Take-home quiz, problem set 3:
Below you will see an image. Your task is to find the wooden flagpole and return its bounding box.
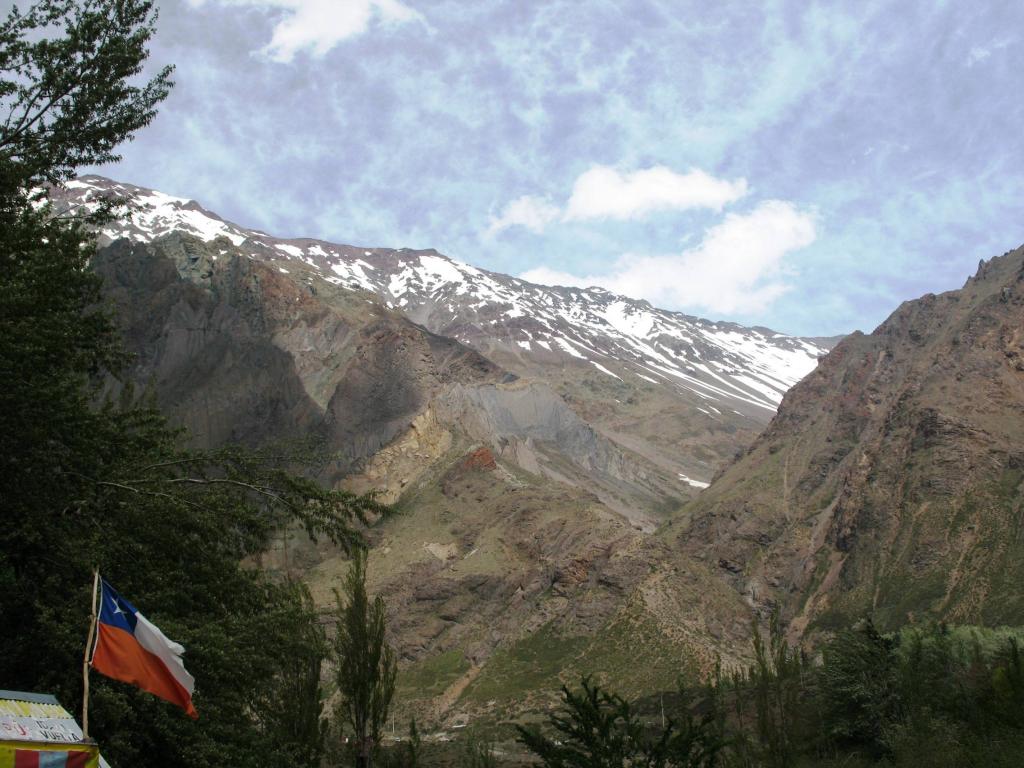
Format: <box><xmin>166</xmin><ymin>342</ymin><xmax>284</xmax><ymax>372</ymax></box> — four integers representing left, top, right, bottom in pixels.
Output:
<box><xmin>82</xmin><ymin>568</ymin><xmax>100</xmax><ymax>740</ymax></box>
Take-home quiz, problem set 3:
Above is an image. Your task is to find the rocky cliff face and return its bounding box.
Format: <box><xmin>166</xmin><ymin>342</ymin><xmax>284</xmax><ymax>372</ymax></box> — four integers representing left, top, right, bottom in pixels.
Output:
<box><xmin>55</xmin><ymin>175</ymin><xmax>833</xmax><ymax>498</ymax></box>
<box><xmin>671</xmin><ymin>245</ymin><xmax>1024</xmax><ymax>639</ymax></box>
<box><xmin>93</xmin><ymin>235</ymin><xmax>504</xmax><ymax>474</ymax></box>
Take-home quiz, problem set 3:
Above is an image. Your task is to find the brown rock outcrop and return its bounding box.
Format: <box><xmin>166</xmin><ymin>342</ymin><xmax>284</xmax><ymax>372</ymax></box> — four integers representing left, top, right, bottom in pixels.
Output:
<box><xmin>673</xmin><ymin>244</ymin><xmax>1024</xmax><ymax>639</ymax></box>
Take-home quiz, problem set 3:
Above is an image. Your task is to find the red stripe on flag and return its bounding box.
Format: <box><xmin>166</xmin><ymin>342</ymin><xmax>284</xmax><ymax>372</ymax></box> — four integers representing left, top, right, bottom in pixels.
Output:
<box><xmin>65</xmin><ymin>751</ymin><xmax>91</xmax><ymax>768</ymax></box>
<box><xmin>92</xmin><ymin>623</ymin><xmax>197</xmax><ymax>718</ymax></box>
<box><xmin>13</xmin><ymin>750</ymin><xmax>40</xmax><ymax>768</ymax></box>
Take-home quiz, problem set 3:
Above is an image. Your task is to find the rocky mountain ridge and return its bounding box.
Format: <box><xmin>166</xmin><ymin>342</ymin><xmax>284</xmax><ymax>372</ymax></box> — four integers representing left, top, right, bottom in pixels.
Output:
<box><xmin>55</xmin><ymin>174</ymin><xmax>1024</xmax><ymax>728</ymax></box>
<box><xmin>54</xmin><ymin>172</ymin><xmax>836</xmax><ymax>725</ymax></box>
<box><xmin>84</xmin><ymin>225</ymin><xmax>736</xmax><ymax>726</ymax></box>
<box><xmin>54</xmin><ymin>175</ymin><xmax>833</xmax><ymax>493</ymax></box>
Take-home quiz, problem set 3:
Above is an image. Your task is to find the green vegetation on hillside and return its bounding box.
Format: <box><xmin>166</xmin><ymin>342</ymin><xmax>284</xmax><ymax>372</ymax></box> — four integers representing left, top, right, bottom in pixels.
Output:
<box><xmin>398</xmin><ymin>650</ymin><xmax>471</xmax><ymax>701</ymax></box>
<box><xmin>514</xmin><ymin>620</ymin><xmax>1024</xmax><ymax>768</ymax></box>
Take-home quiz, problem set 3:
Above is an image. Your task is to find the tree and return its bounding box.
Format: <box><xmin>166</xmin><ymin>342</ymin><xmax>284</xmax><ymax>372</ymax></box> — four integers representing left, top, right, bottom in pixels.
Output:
<box><xmin>0</xmin><ymin>0</ymin><xmax>171</xmax><ymax>550</ymax></box>
<box><xmin>0</xmin><ymin>1</ymin><xmax>172</xmax><ymax>714</ymax></box>
<box><xmin>333</xmin><ymin>549</ymin><xmax>398</xmax><ymax>768</ymax></box>
<box><xmin>518</xmin><ymin>679</ymin><xmax>646</xmax><ymax>768</ymax></box>
<box><xmin>0</xmin><ymin>0</ymin><xmax>173</xmax><ymax>201</ymax></box>
<box><xmin>255</xmin><ymin>580</ymin><xmax>330</xmax><ymax>767</ymax></box>
<box><xmin>517</xmin><ymin>677</ymin><xmax>723</xmax><ymax>768</ymax></box>
<box><xmin>0</xmin><ymin>3</ymin><xmax>386</xmax><ymax>766</ymax></box>
<box><xmin>746</xmin><ymin>612</ymin><xmax>806</xmax><ymax>768</ymax></box>
<box><xmin>820</xmin><ymin>618</ymin><xmax>901</xmax><ymax>757</ymax></box>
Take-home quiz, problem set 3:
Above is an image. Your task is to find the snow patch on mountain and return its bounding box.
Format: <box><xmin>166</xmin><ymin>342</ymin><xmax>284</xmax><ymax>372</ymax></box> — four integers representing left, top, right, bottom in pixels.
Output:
<box><xmin>54</xmin><ymin>176</ymin><xmax>829</xmax><ymax>415</ymax></box>
<box><xmin>679</xmin><ymin>474</ymin><xmax>710</xmax><ymax>489</ymax></box>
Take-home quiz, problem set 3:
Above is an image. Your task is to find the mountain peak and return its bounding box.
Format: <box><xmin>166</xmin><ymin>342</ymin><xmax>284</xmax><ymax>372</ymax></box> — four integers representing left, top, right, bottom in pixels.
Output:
<box><xmin>52</xmin><ymin>176</ymin><xmax>832</xmax><ymax>424</ymax></box>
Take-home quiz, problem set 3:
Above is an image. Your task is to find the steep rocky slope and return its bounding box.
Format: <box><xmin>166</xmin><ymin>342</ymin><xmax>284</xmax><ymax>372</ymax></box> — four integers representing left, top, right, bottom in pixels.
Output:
<box><xmin>93</xmin><ymin>235</ymin><xmax>504</xmax><ymax>473</ymax></box>
<box><xmin>55</xmin><ymin>175</ymin><xmax>832</xmax><ymax>496</ymax></box>
<box><xmin>670</xmin><ymin>245</ymin><xmax>1024</xmax><ymax>639</ymax></box>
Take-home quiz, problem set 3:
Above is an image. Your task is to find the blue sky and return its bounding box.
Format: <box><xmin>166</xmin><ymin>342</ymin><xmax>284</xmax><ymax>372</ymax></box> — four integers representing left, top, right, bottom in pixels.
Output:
<box><xmin>77</xmin><ymin>0</ymin><xmax>1024</xmax><ymax>335</ymax></box>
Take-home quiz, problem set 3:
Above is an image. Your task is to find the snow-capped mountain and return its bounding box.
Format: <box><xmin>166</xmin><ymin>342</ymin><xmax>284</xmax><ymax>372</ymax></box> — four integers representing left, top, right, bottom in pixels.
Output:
<box><xmin>55</xmin><ymin>176</ymin><xmax>829</xmax><ymax>423</ymax></box>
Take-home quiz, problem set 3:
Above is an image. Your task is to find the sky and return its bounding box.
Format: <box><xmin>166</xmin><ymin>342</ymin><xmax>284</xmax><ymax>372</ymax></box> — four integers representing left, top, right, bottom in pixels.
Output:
<box><xmin>53</xmin><ymin>0</ymin><xmax>1024</xmax><ymax>335</ymax></box>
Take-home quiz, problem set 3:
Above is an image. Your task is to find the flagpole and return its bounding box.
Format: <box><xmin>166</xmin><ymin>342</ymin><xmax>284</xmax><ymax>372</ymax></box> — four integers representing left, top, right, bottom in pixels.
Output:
<box><xmin>82</xmin><ymin>568</ymin><xmax>100</xmax><ymax>739</ymax></box>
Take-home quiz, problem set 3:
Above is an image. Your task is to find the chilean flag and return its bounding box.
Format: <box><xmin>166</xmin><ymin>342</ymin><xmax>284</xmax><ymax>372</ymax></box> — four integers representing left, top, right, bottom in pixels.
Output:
<box><xmin>90</xmin><ymin>580</ymin><xmax>197</xmax><ymax>719</ymax></box>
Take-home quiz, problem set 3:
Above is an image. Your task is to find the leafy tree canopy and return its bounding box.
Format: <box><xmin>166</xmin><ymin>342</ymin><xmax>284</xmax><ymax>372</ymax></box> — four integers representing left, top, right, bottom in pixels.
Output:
<box><xmin>0</xmin><ymin>3</ymin><xmax>385</xmax><ymax>766</ymax></box>
<box><xmin>0</xmin><ymin>0</ymin><xmax>173</xmax><ymax>202</ymax></box>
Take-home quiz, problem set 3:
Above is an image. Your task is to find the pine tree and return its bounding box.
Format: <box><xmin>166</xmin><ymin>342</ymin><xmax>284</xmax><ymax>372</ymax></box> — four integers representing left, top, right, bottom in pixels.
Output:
<box><xmin>333</xmin><ymin>549</ymin><xmax>398</xmax><ymax>768</ymax></box>
<box><xmin>517</xmin><ymin>677</ymin><xmax>722</xmax><ymax>768</ymax></box>
<box><xmin>820</xmin><ymin>618</ymin><xmax>901</xmax><ymax>757</ymax></box>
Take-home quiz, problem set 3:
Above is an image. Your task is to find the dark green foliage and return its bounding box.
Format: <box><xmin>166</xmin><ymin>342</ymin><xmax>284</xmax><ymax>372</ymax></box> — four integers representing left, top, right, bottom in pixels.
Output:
<box><xmin>517</xmin><ymin>677</ymin><xmax>724</xmax><ymax>768</ymax></box>
<box><xmin>0</xmin><ymin>386</ymin><xmax>378</xmax><ymax>766</ymax></box>
<box><xmin>333</xmin><ymin>549</ymin><xmax>398</xmax><ymax>768</ymax></box>
<box><xmin>710</xmin><ymin>621</ymin><xmax>1024</xmax><ymax>767</ymax></box>
<box><xmin>717</xmin><ymin>613</ymin><xmax>815</xmax><ymax>768</ymax></box>
<box><xmin>0</xmin><ymin>338</ymin><xmax>380</xmax><ymax>767</ymax></box>
<box><xmin>989</xmin><ymin>637</ymin><xmax>1024</xmax><ymax>727</ymax></box>
<box><xmin>0</xmin><ymin>237</ymin><xmax>382</xmax><ymax>766</ymax></box>
<box><xmin>0</xmin><ymin>3</ymin><xmax>386</xmax><ymax>766</ymax></box>
<box><xmin>520</xmin><ymin>621</ymin><xmax>1024</xmax><ymax>768</ymax></box>
<box><xmin>746</xmin><ymin>614</ymin><xmax>809</xmax><ymax>767</ymax></box>
<box><xmin>254</xmin><ymin>581</ymin><xmax>330</xmax><ymax>767</ymax></box>
<box><xmin>820</xmin><ymin>619</ymin><xmax>900</xmax><ymax>756</ymax></box>
<box><xmin>517</xmin><ymin>679</ymin><xmax>646</xmax><ymax>767</ymax></box>
<box><xmin>0</xmin><ymin>0</ymin><xmax>173</xmax><ymax>196</ymax></box>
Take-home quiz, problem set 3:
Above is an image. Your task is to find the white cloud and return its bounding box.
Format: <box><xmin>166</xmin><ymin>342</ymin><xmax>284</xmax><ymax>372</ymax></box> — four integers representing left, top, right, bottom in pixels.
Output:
<box><xmin>563</xmin><ymin>165</ymin><xmax>748</xmax><ymax>221</ymax></box>
<box><xmin>187</xmin><ymin>0</ymin><xmax>422</xmax><ymax>62</ymax></box>
<box><xmin>487</xmin><ymin>165</ymin><xmax>748</xmax><ymax>236</ymax></box>
<box><xmin>484</xmin><ymin>195</ymin><xmax>561</xmax><ymax>238</ymax></box>
<box><xmin>520</xmin><ymin>200</ymin><xmax>817</xmax><ymax>316</ymax></box>
<box><xmin>966</xmin><ymin>38</ymin><xmax>1013</xmax><ymax>68</ymax></box>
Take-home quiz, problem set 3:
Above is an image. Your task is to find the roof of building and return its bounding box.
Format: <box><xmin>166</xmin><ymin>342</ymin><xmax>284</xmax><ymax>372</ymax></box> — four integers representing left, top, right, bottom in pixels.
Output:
<box><xmin>0</xmin><ymin>689</ymin><xmax>86</xmax><ymax>744</ymax></box>
<box><xmin>0</xmin><ymin>691</ymin><xmax>60</xmax><ymax>707</ymax></box>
